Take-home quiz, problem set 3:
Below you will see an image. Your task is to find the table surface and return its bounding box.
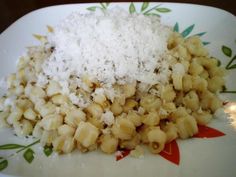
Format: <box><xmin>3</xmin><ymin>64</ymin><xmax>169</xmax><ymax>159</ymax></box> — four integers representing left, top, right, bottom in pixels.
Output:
<box><xmin>0</xmin><ymin>0</ymin><xmax>235</xmax><ymax>33</ymax></box>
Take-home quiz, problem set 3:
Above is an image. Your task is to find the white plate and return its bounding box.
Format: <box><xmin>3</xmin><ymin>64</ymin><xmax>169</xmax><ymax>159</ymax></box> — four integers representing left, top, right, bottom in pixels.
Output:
<box><xmin>0</xmin><ymin>2</ymin><xmax>236</xmax><ymax>177</ymax></box>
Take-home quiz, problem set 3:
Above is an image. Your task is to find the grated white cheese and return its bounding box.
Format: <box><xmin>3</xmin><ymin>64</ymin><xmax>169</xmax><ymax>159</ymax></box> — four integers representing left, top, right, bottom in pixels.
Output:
<box><xmin>37</xmin><ymin>8</ymin><xmax>171</xmax><ymax>96</ymax></box>
<box><xmin>137</xmin><ymin>107</ymin><xmax>145</xmax><ymax>115</ymax></box>
<box><xmin>101</xmin><ymin>110</ymin><xmax>115</xmax><ymax>126</ymax></box>
<box><xmin>68</xmin><ymin>93</ymin><xmax>90</xmax><ymax>108</ymax></box>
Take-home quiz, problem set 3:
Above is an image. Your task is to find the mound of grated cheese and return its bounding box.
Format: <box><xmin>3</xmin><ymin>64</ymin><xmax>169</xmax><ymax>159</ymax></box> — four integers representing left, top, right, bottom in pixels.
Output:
<box><xmin>37</xmin><ymin>8</ymin><xmax>171</xmax><ymax>101</ymax></box>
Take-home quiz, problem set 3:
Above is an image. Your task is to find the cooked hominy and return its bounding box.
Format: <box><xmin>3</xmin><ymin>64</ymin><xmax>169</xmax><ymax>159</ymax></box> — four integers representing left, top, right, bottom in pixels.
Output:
<box><xmin>0</xmin><ymin>8</ymin><xmax>225</xmax><ymax>155</ymax></box>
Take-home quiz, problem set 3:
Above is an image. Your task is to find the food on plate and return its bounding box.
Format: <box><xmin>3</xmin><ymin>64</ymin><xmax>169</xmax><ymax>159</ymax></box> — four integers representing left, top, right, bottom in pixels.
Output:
<box><xmin>0</xmin><ymin>8</ymin><xmax>225</xmax><ymax>155</ymax></box>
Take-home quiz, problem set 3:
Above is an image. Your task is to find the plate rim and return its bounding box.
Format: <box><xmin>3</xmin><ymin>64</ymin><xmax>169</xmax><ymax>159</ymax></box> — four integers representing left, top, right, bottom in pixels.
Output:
<box><xmin>0</xmin><ymin>2</ymin><xmax>235</xmax><ymax>37</ymax></box>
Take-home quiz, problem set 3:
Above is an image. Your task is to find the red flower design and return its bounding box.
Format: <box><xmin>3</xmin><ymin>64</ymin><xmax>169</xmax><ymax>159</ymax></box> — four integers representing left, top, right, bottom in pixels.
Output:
<box><xmin>159</xmin><ymin>140</ymin><xmax>180</xmax><ymax>165</ymax></box>
<box><xmin>193</xmin><ymin>125</ymin><xmax>225</xmax><ymax>138</ymax></box>
<box><xmin>115</xmin><ymin>125</ymin><xmax>225</xmax><ymax>164</ymax></box>
<box><xmin>116</xmin><ymin>149</ymin><xmax>131</xmax><ymax>161</ymax></box>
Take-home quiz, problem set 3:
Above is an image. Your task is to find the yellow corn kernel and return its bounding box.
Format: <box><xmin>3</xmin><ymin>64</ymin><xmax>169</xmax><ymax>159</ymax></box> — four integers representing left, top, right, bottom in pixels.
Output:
<box><xmin>92</xmin><ymin>89</ymin><xmax>107</xmax><ymax>106</ymax></box>
<box><xmin>46</xmin><ymin>81</ymin><xmax>61</xmax><ymax>97</ymax></box>
<box><xmin>186</xmin><ymin>36</ymin><xmax>208</xmax><ymax>57</ymax></box>
<box><xmin>32</xmin><ymin>122</ymin><xmax>43</xmax><ymax>138</ymax></box>
<box><xmin>200</xmin><ymin>91</ymin><xmax>222</xmax><ymax>112</ymax></box>
<box><xmin>172</xmin><ymin>74</ymin><xmax>183</xmax><ymax>90</ymax></box>
<box><xmin>162</xmin><ymin>102</ymin><xmax>176</xmax><ymax>114</ymax></box>
<box><xmin>127</xmin><ymin>110</ymin><xmax>142</xmax><ymax>127</ymax></box>
<box><xmin>123</xmin><ymin>99</ymin><xmax>138</xmax><ymax>113</ymax></box>
<box><xmin>51</xmin><ymin>94</ymin><xmax>69</xmax><ymax>105</ymax></box>
<box><xmin>53</xmin><ymin>136</ymin><xmax>75</xmax><ymax>154</ymax></box>
<box><xmin>182</xmin><ymin>74</ymin><xmax>192</xmax><ymax>92</ymax></box>
<box><xmin>100</xmin><ymin>134</ymin><xmax>118</xmax><ymax>154</ymax></box>
<box><xmin>40</xmin><ymin>130</ymin><xmax>58</xmax><ymax>146</ymax></box>
<box><xmin>21</xmin><ymin>119</ymin><xmax>33</xmax><ymax>136</ymax></box>
<box><xmin>81</xmin><ymin>74</ymin><xmax>94</xmax><ymax>88</ymax></box>
<box><xmin>12</xmin><ymin>119</ymin><xmax>33</xmax><ymax>137</ymax></box>
<box><xmin>16</xmin><ymin>69</ymin><xmax>26</xmax><ymax>83</ymax></box>
<box><xmin>111</xmin><ymin>118</ymin><xmax>135</xmax><ymax>140</ymax></box>
<box><xmin>16</xmin><ymin>98</ymin><xmax>33</xmax><ymax>111</ymax></box>
<box><xmin>167</xmin><ymin>32</ymin><xmax>184</xmax><ymax>49</ymax></box>
<box><xmin>170</xmin><ymin>106</ymin><xmax>189</xmax><ymax>121</ymax></box>
<box><xmin>209</xmin><ymin>96</ymin><xmax>222</xmax><ymax>113</ymax></box>
<box><xmin>171</xmin><ymin>44</ymin><xmax>191</xmax><ymax>60</ymax></box>
<box><xmin>110</xmin><ymin>99</ymin><xmax>123</xmax><ymax>116</ymax></box>
<box><xmin>147</xmin><ymin>127</ymin><xmax>166</xmax><ymax>154</ymax></box>
<box><xmin>86</xmin><ymin>103</ymin><xmax>103</xmax><ymax>119</ymax></box>
<box><xmin>52</xmin><ymin>136</ymin><xmax>64</xmax><ymax>152</ymax></box>
<box><xmin>122</xmin><ymin>81</ymin><xmax>136</xmax><ymax>98</ymax></box>
<box><xmin>162</xmin><ymin>122</ymin><xmax>178</xmax><ymax>143</ymax></box>
<box><xmin>17</xmin><ymin>57</ymin><xmax>28</xmax><ymax>70</ymax></box>
<box><xmin>7</xmin><ymin>73</ymin><xmax>16</xmax><ymax>88</ymax></box>
<box><xmin>199</xmin><ymin>70</ymin><xmax>209</xmax><ymax>79</ymax></box>
<box><xmin>207</xmin><ymin>76</ymin><xmax>225</xmax><ymax>93</ymax></box>
<box><xmin>0</xmin><ymin>111</ymin><xmax>10</xmax><ymax>128</ymax></box>
<box><xmin>38</xmin><ymin>102</ymin><xmax>57</xmax><ymax>117</ymax></box>
<box><xmin>189</xmin><ymin>62</ymin><xmax>204</xmax><ymax>76</ymax></box>
<box><xmin>180</xmin><ymin>59</ymin><xmax>190</xmax><ymax>71</ymax></box>
<box><xmin>64</xmin><ymin>108</ymin><xmax>86</xmax><ymax>127</ymax></box>
<box><xmin>58</xmin><ymin>124</ymin><xmax>76</xmax><ymax>136</ymax></box>
<box><xmin>192</xmin><ymin>76</ymin><xmax>208</xmax><ymax>91</ymax></box>
<box><xmin>7</xmin><ymin>106</ymin><xmax>23</xmax><ymax>125</ymax></box>
<box><xmin>140</xmin><ymin>94</ymin><xmax>161</xmax><ymax>112</ymax></box>
<box><xmin>139</xmin><ymin>126</ymin><xmax>152</xmax><ymax>144</ymax></box>
<box><xmin>130</xmin><ymin>145</ymin><xmax>144</xmax><ymax>158</ymax></box>
<box><xmin>183</xmin><ymin>91</ymin><xmax>200</xmax><ymax>111</ymax></box>
<box><xmin>30</xmin><ymin>86</ymin><xmax>46</xmax><ymax>98</ymax></box>
<box><xmin>24</xmin><ymin>108</ymin><xmax>37</xmax><ymax>120</ymax></box>
<box><xmin>87</xmin><ymin>116</ymin><xmax>104</xmax><ymax>129</ymax></box>
<box><xmin>62</xmin><ymin>136</ymin><xmax>75</xmax><ymax>153</ymax></box>
<box><xmin>176</xmin><ymin>115</ymin><xmax>198</xmax><ymax>139</ymax></box>
<box><xmin>160</xmin><ymin>85</ymin><xmax>176</xmax><ymax>102</ymax></box>
<box><xmin>40</xmin><ymin>114</ymin><xmax>63</xmax><ymax>130</ymax></box>
<box><xmin>120</xmin><ymin>133</ymin><xmax>141</xmax><ymax>150</ymax></box>
<box><xmin>208</xmin><ymin>67</ymin><xmax>225</xmax><ymax>78</ymax></box>
<box><xmin>74</xmin><ymin>122</ymin><xmax>99</xmax><ymax>148</ymax></box>
<box><xmin>142</xmin><ymin>111</ymin><xmax>160</xmax><ymax>126</ymax></box>
<box><xmin>192</xmin><ymin>111</ymin><xmax>212</xmax><ymax>125</ymax></box>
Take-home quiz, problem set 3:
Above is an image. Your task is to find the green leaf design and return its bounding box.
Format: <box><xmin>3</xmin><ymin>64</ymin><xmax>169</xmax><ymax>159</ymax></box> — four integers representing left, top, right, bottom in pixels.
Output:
<box><xmin>129</xmin><ymin>2</ymin><xmax>136</xmax><ymax>14</ymax></box>
<box><xmin>181</xmin><ymin>24</ymin><xmax>195</xmax><ymax>38</ymax></box>
<box><xmin>156</xmin><ymin>8</ymin><xmax>171</xmax><ymax>13</ymax></box>
<box><xmin>173</xmin><ymin>23</ymin><xmax>179</xmax><ymax>32</ymax></box>
<box><xmin>146</xmin><ymin>13</ymin><xmax>160</xmax><ymax>17</ymax></box>
<box><xmin>222</xmin><ymin>45</ymin><xmax>232</xmax><ymax>57</ymax></box>
<box><xmin>226</xmin><ymin>55</ymin><xmax>236</xmax><ymax>69</ymax></box>
<box><xmin>221</xmin><ymin>90</ymin><xmax>236</xmax><ymax>93</ymax></box>
<box><xmin>23</xmin><ymin>148</ymin><xmax>34</xmax><ymax>163</ymax></box>
<box><xmin>0</xmin><ymin>158</ymin><xmax>8</xmax><ymax>171</ymax></box>
<box><xmin>195</xmin><ymin>32</ymin><xmax>206</xmax><ymax>37</ymax></box>
<box><xmin>86</xmin><ymin>6</ymin><xmax>97</xmax><ymax>12</ymax></box>
<box><xmin>100</xmin><ymin>3</ymin><xmax>106</xmax><ymax>10</ymax></box>
<box><xmin>0</xmin><ymin>144</ymin><xmax>25</xmax><ymax>150</ymax></box>
<box><xmin>105</xmin><ymin>3</ymin><xmax>110</xmax><ymax>7</ymax></box>
<box><xmin>141</xmin><ymin>2</ymin><xmax>149</xmax><ymax>12</ymax></box>
<box><xmin>222</xmin><ymin>85</ymin><xmax>227</xmax><ymax>91</ymax></box>
<box><xmin>202</xmin><ymin>41</ymin><xmax>210</xmax><ymax>45</ymax></box>
<box><xmin>229</xmin><ymin>64</ymin><xmax>236</xmax><ymax>69</ymax></box>
<box><xmin>44</xmin><ymin>146</ymin><xmax>53</xmax><ymax>157</ymax></box>
<box><xmin>217</xmin><ymin>59</ymin><xmax>221</xmax><ymax>66</ymax></box>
